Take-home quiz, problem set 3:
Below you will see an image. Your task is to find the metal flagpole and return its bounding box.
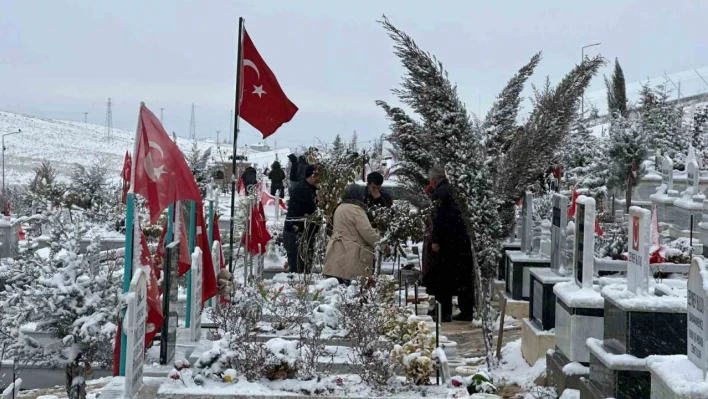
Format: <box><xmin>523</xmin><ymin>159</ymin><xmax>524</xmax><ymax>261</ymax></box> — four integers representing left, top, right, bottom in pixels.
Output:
<box><xmin>207</xmin><ymin>199</ymin><xmax>214</xmax><ymax>307</ymax></box>
<box><xmin>120</xmin><ymin>102</ymin><xmax>143</xmax><ymax>376</ymax></box>
<box><xmin>228</xmin><ymin>17</ymin><xmax>245</xmax><ymax>274</ymax></box>
<box><xmin>186</xmin><ymin>201</ymin><xmax>197</xmax><ymax>328</ymax></box>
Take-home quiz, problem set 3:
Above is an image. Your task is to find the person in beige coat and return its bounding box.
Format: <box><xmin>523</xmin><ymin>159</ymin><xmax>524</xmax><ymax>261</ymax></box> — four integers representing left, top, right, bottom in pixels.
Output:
<box><xmin>323</xmin><ymin>184</ymin><xmax>380</xmax><ymax>285</ymax></box>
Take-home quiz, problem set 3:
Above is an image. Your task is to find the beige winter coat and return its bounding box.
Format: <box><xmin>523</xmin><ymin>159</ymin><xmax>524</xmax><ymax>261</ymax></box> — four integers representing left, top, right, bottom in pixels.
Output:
<box><xmin>323</xmin><ymin>203</ymin><xmax>380</xmax><ymax>281</ymax></box>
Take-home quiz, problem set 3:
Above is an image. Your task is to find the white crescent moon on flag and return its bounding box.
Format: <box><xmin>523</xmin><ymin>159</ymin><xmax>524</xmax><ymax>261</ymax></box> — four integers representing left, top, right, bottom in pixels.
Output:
<box><xmin>244</xmin><ymin>59</ymin><xmax>260</xmax><ymax>80</ymax></box>
<box><xmin>148</xmin><ymin>141</ymin><xmax>164</xmax><ymax>157</ymax></box>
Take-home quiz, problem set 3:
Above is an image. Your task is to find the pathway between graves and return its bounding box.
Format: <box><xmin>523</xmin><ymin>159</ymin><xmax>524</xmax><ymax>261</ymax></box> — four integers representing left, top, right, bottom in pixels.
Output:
<box><xmin>441</xmin><ymin>320</ymin><xmax>522</xmax><ymax>359</ymax></box>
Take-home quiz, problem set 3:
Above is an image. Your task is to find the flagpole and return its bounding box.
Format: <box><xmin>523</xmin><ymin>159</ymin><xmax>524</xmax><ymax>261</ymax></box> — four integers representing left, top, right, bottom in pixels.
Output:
<box><xmin>207</xmin><ymin>198</ymin><xmax>214</xmax><ymax>307</ymax></box>
<box><xmin>120</xmin><ymin>102</ymin><xmax>143</xmax><ymax>376</ymax></box>
<box><xmin>186</xmin><ymin>201</ymin><xmax>197</xmax><ymax>328</ymax></box>
<box><xmin>229</xmin><ymin>17</ymin><xmax>245</xmax><ymax>275</ymax></box>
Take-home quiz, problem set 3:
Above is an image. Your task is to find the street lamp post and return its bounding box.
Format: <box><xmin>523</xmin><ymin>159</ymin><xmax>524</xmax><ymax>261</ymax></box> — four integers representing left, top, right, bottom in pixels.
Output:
<box><xmin>581</xmin><ymin>42</ymin><xmax>601</xmax><ymax>116</ymax></box>
<box><xmin>3</xmin><ymin>130</ymin><xmax>22</xmax><ymax>198</ymax></box>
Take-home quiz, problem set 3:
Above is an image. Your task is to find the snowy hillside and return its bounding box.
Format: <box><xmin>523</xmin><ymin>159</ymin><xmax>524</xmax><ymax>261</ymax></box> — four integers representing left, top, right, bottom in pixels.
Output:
<box><xmin>0</xmin><ymin>111</ymin><xmax>292</xmax><ymax>185</ymax></box>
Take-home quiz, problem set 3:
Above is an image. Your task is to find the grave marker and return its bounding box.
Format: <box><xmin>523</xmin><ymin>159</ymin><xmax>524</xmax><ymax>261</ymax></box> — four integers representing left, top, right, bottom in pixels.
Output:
<box><xmin>688</xmin><ymin>258</ymin><xmax>708</xmax><ymax>378</ymax></box>
<box><xmin>190</xmin><ymin>247</ymin><xmax>203</xmax><ymax>342</ymax></box>
<box><xmin>160</xmin><ymin>243</ymin><xmax>179</xmax><ymax>365</ymax></box>
<box><xmin>521</xmin><ymin>192</ymin><xmax>533</xmax><ymax>253</ymax></box>
<box><xmin>573</xmin><ymin>196</ymin><xmax>595</xmax><ymax>288</ymax></box>
<box><xmin>627</xmin><ymin>206</ymin><xmax>651</xmax><ymax>294</ymax></box>
<box><xmin>212</xmin><ymin>241</ymin><xmax>222</xmax><ymax>309</ymax></box>
<box><xmin>661</xmin><ymin>155</ymin><xmax>673</xmax><ymax>193</ymax></box>
<box><xmin>551</xmin><ymin>194</ymin><xmax>568</xmax><ymax>274</ymax></box>
<box><xmin>687</xmin><ymin>159</ymin><xmax>700</xmax><ymax>195</ymax></box>
<box><xmin>124</xmin><ymin>268</ymin><xmax>147</xmax><ymax>398</ymax></box>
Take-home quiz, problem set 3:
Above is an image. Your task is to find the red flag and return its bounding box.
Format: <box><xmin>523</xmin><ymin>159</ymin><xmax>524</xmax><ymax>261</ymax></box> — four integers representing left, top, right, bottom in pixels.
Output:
<box><xmin>241</xmin><ymin>202</ymin><xmax>272</xmax><ymax>255</ymax></box>
<box><xmin>112</xmin><ymin>314</ymin><xmax>121</xmax><ymax>376</ymax></box>
<box><xmin>238</xmin><ymin>177</ymin><xmax>245</xmax><ymax>196</ymax></box>
<box><xmin>18</xmin><ymin>224</ymin><xmax>25</xmax><ymax>241</ymax></box>
<box><xmin>196</xmin><ymin>206</ymin><xmax>218</xmax><ymax>304</ymax></box>
<box><xmin>631</xmin><ymin>161</ymin><xmax>638</xmax><ymax>179</ymax></box>
<box><xmin>260</xmin><ymin>190</ymin><xmax>287</xmax><ymax>210</ymax></box>
<box><xmin>239</xmin><ymin>29</ymin><xmax>298</xmax><ymax>138</ymax></box>
<box><xmin>594</xmin><ymin>220</ymin><xmax>604</xmax><ymax>237</ymax></box>
<box><xmin>568</xmin><ymin>190</ymin><xmax>580</xmax><ymax>218</ymax></box>
<box><xmin>121</xmin><ymin>152</ymin><xmax>132</xmax><ymax>204</ymax></box>
<box><xmin>133</xmin><ymin>104</ymin><xmax>201</xmax><ymax>223</ymax></box>
<box><xmin>177</xmin><ymin>215</ymin><xmax>192</xmax><ymax>276</ymax></box>
<box><xmin>138</xmin><ymin>225</ymin><xmax>164</xmax><ymax>349</ymax></box>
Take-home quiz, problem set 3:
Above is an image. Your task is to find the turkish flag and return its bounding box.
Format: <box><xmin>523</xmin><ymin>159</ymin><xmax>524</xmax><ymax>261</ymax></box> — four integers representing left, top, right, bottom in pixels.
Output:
<box><xmin>138</xmin><ymin>225</ymin><xmax>164</xmax><ymax>350</ymax></box>
<box><xmin>239</xmin><ymin>29</ymin><xmax>298</xmax><ymax>138</ymax></box>
<box><xmin>133</xmin><ymin>104</ymin><xmax>201</xmax><ymax>223</ymax></box>
<box><xmin>196</xmin><ymin>206</ymin><xmax>218</xmax><ymax>304</ymax></box>
<box><xmin>241</xmin><ymin>202</ymin><xmax>272</xmax><ymax>255</ymax></box>
<box><xmin>155</xmin><ymin>213</ymin><xmax>193</xmax><ymax>278</ymax></box>
<box><xmin>568</xmin><ymin>190</ymin><xmax>580</xmax><ymax>218</ymax></box>
<box><xmin>121</xmin><ymin>151</ymin><xmax>132</xmax><ymax>204</ymax></box>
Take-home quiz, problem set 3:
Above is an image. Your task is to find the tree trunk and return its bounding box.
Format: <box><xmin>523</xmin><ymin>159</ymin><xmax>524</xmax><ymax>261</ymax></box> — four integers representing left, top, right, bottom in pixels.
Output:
<box><xmin>626</xmin><ymin>182</ymin><xmax>632</xmax><ymax>214</ymax></box>
<box><xmin>65</xmin><ymin>360</ymin><xmax>86</xmax><ymax>399</ymax></box>
<box><xmin>468</xmin><ymin>230</ymin><xmax>498</xmax><ymax>369</ymax></box>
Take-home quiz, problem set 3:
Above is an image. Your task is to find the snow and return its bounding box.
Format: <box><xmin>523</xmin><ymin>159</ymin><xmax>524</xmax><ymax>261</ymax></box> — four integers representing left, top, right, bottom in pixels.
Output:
<box><xmin>553</xmin><ymin>281</ymin><xmax>604</xmax><ymax>309</ymax></box>
<box><xmin>587</xmin><ymin>338</ymin><xmax>684</xmax><ymax>371</ymax></box>
<box><xmin>647</xmin><ymin>355</ymin><xmax>708</xmax><ymax>396</ymax></box>
<box><xmin>485</xmin><ymin>339</ymin><xmax>545</xmax><ymax>389</ymax></box>
<box><xmin>601</xmin><ymin>283</ymin><xmax>687</xmax><ymax>313</ymax></box>
<box><xmin>562</xmin><ymin>362</ymin><xmax>589</xmax><ymax>376</ymax></box>
<box><xmin>559</xmin><ymin>389</ymin><xmax>580</xmax><ymax>399</ymax></box>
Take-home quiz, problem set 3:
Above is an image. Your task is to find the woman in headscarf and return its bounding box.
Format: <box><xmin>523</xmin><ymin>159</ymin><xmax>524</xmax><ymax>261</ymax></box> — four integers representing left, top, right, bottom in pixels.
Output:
<box><xmin>323</xmin><ymin>184</ymin><xmax>380</xmax><ymax>285</ymax></box>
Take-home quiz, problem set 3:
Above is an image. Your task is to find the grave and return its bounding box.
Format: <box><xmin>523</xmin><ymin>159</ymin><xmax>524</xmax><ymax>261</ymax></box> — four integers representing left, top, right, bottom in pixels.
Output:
<box><xmin>0</xmin><ymin>217</ymin><xmax>18</xmax><ymax>258</ymax></box>
<box><xmin>522</xmin><ymin>193</ymin><xmax>573</xmax><ymax>365</ymax></box>
<box><xmin>548</xmin><ymin>196</ymin><xmax>604</xmax><ymax>395</ymax></box>
<box><xmin>160</xmin><ymin>243</ymin><xmax>179</xmax><ymax>365</ymax></box>
<box><xmin>190</xmin><ymin>247</ymin><xmax>203</xmax><ymax>342</ymax></box>
<box><xmin>650</xmin><ymin>155</ymin><xmax>679</xmax><ymax>233</ymax></box>
<box><xmin>580</xmin><ymin>206</ymin><xmax>688</xmax><ymax>399</ymax></box>
<box><xmin>648</xmin><ymin>256</ymin><xmax>708</xmax><ymax>399</ymax></box>
<box><xmin>505</xmin><ymin>192</ymin><xmax>551</xmax><ymax>318</ymax></box>
<box><xmin>124</xmin><ymin>268</ymin><xmax>148</xmax><ymax>398</ymax></box>
<box><xmin>671</xmin><ymin>158</ymin><xmax>704</xmax><ymax>241</ymax></box>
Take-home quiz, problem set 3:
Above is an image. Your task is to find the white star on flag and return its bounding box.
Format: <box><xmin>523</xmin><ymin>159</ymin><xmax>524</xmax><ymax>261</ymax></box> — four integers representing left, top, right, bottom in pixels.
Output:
<box><xmin>252</xmin><ymin>85</ymin><xmax>266</xmax><ymax>98</ymax></box>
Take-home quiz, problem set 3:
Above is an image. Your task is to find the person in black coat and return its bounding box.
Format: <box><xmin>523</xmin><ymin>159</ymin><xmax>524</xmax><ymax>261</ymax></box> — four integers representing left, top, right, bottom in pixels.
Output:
<box><xmin>423</xmin><ymin>166</ymin><xmax>474</xmax><ymax>322</ymax></box>
<box><xmin>287</xmin><ymin>154</ymin><xmax>299</xmax><ymax>197</ymax></box>
<box><xmin>364</xmin><ymin>171</ymin><xmax>393</xmax><ymax>209</ymax></box>
<box><xmin>241</xmin><ymin>165</ymin><xmax>258</xmax><ymax>193</ymax></box>
<box><xmin>296</xmin><ymin>155</ymin><xmax>310</xmax><ymax>182</ymax></box>
<box><xmin>268</xmin><ymin>161</ymin><xmax>286</xmax><ymax>199</ymax></box>
<box><xmin>283</xmin><ymin>165</ymin><xmax>319</xmax><ymax>273</ymax></box>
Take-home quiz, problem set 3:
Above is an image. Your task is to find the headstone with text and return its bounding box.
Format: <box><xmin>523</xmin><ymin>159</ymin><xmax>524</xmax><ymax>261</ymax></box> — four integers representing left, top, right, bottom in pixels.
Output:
<box><xmin>687</xmin><ymin>159</ymin><xmax>700</xmax><ymax>197</ymax></box>
<box><xmin>661</xmin><ymin>155</ymin><xmax>674</xmax><ymax>193</ymax></box>
<box><xmin>211</xmin><ymin>241</ymin><xmax>222</xmax><ymax>309</ymax></box>
<box><xmin>688</xmin><ymin>258</ymin><xmax>708</xmax><ymax>378</ymax></box>
<box><xmin>521</xmin><ymin>192</ymin><xmax>533</xmax><ymax>253</ymax></box>
<box><xmin>627</xmin><ymin>206</ymin><xmax>651</xmax><ymax>294</ymax></box>
<box><xmin>573</xmin><ymin>196</ymin><xmax>595</xmax><ymax>288</ymax></box>
<box><xmin>551</xmin><ymin>194</ymin><xmax>568</xmax><ymax>274</ymax></box>
<box><xmin>160</xmin><ymin>242</ymin><xmax>179</xmax><ymax>365</ymax></box>
<box><xmin>124</xmin><ymin>268</ymin><xmax>147</xmax><ymax>398</ymax></box>
<box><xmin>190</xmin><ymin>247</ymin><xmax>203</xmax><ymax>342</ymax></box>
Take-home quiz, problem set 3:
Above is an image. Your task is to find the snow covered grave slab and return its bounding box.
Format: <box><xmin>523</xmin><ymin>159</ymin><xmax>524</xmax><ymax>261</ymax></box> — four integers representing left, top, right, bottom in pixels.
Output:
<box><xmin>125</xmin><ymin>267</ymin><xmax>148</xmax><ymax>398</ymax></box>
<box><xmin>573</xmin><ymin>196</ymin><xmax>595</xmax><ymax>288</ymax></box>
<box><xmin>190</xmin><ymin>247</ymin><xmax>203</xmax><ymax>342</ymax></box>
<box><xmin>553</xmin><ymin>281</ymin><xmax>604</xmax><ymax>365</ymax></box>
<box><xmin>628</xmin><ymin>206</ymin><xmax>651</xmax><ymax>294</ymax></box>
<box><xmin>648</xmin><ymin>355</ymin><xmax>708</xmax><ymax>399</ymax></box>
<box><xmin>687</xmin><ymin>257</ymin><xmax>708</xmax><ymax>376</ymax></box>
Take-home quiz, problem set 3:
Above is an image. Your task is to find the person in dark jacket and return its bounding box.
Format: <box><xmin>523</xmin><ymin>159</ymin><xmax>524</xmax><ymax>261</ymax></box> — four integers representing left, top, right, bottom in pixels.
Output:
<box><xmin>422</xmin><ymin>166</ymin><xmax>474</xmax><ymax>322</ymax></box>
<box><xmin>364</xmin><ymin>172</ymin><xmax>393</xmax><ymax>209</ymax></box>
<box><xmin>283</xmin><ymin>165</ymin><xmax>319</xmax><ymax>273</ymax></box>
<box><xmin>287</xmin><ymin>154</ymin><xmax>299</xmax><ymax>197</ymax></box>
<box><xmin>241</xmin><ymin>165</ymin><xmax>258</xmax><ymax>194</ymax></box>
<box><xmin>296</xmin><ymin>155</ymin><xmax>310</xmax><ymax>182</ymax></box>
<box><xmin>268</xmin><ymin>161</ymin><xmax>286</xmax><ymax>199</ymax></box>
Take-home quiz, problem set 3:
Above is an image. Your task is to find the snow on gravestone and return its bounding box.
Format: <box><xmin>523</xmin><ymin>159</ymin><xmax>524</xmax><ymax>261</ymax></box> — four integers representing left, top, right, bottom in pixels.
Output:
<box><xmin>688</xmin><ymin>258</ymin><xmax>708</xmax><ymax>378</ymax></box>
<box><xmin>124</xmin><ymin>268</ymin><xmax>147</xmax><ymax>398</ymax></box>
<box><xmin>687</xmin><ymin>159</ymin><xmax>700</xmax><ymax>197</ymax></box>
<box><xmin>211</xmin><ymin>241</ymin><xmax>222</xmax><ymax>309</ymax></box>
<box><xmin>661</xmin><ymin>155</ymin><xmax>674</xmax><ymax>193</ymax></box>
<box><xmin>573</xmin><ymin>196</ymin><xmax>595</xmax><ymax>288</ymax></box>
<box><xmin>628</xmin><ymin>206</ymin><xmax>651</xmax><ymax>294</ymax></box>
<box><xmin>551</xmin><ymin>193</ymin><xmax>568</xmax><ymax>275</ymax></box>
<box><xmin>521</xmin><ymin>192</ymin><xmax>533</xmax><ymax>253</ymax></box>
<box><xmin>190</xmin><ymin>247</ymin><xmax>203</xmax><ymax>342</ymax></box>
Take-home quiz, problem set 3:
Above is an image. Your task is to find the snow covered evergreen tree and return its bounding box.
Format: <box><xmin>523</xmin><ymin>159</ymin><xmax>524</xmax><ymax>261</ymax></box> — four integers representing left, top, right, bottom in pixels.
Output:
<box><xmin>606</xmin><ymin>115</ymin><xmax>647</xmax><ymax>212</ymax></box>
<box><xmin>690</xmin><ymin>104</ymin><xmax>708</xmax><ymax>166</ymax></box>
<box><xmin>28</xmin><ymin>160</ymin><xmax>66</xmax><ymax>209</ymax></box>
<box><xmin>332</xmin><ymin>134</ymin><xmax>345</xmax><ymax>154</ymax></box>
<box><xmin>561</xmin><ymin>114</ymin><xmax>608</xmax><ymax>198</ymax></box>
<box><xmin>349</xmin><ymin>131</ymin><xmax>358</xmax><ymax>152</ymax></box>
<box><xmin>605</xmin><ymin>58</ymin><xmax>628</xmax><ymax>118</ymax></box>
<box><xmin>639</xmin><ymin>83</ymin><xmax>686</xmax><ymax>168</ymax></box>
<box><xmin>186</xmin><ymin>142</ymin><xmax>213</xmax><ymax>198</ymax></box>
<box><xmin>0</xmin><ymin>210</ymin><xmax>121</xmax><ymax>398</ymax></box>
<box><xmin>66</xmin><ymin>161</ymin><xmax>109</xmax><ymax>211</ymax></box>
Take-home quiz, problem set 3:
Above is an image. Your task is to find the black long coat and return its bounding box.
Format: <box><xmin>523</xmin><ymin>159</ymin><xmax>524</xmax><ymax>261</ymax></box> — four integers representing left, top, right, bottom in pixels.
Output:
<box><xmin>423</xmin><ymin>179</ymin><xmax>473</xmax><ymax>295</ymax></box>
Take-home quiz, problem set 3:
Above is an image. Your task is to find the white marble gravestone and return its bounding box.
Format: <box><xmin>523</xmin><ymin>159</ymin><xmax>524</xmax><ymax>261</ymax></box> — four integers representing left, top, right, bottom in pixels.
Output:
<box><xmin>551</xmin><ymin>194</ymin><xmax>569</xmax><ymax>275</ymax></box>
<box><xmin>687</xmin><ymin>159</ymin><xmax>700</xmax><ymax>198</ymax></box>
<box><xmin>124</xmin><ymin>268</ymin><xmax>147</xmax><ymax>398</ymax></box>
<box><xmin>190</xmin><ymin>247</ymin><xmax>203</xmax><ymax>342</ymax></box>
<box><xmin>573</xmin><ymin>196</ymin><xmax>595</xmax><ymax>288</ymax></box>
<box><xmin>688</xmin><ymin>258</ymin><xmax>708</xmax><ymax>378</ymax></box>
<box><xmin>211</xmin><ymin>241</ymin><xmax>222</xmax><ymax>309</ymax></box>
<box><xmin>521</xmin><ymin>192</ymin><xmax>533</xmax><ymax>253</ymax></box>
<box><xmin>627</xmin><ymin>206</ymin><xmax>651</xmax><ymax>294</ymax></box>
<box><xmin>661</xmin><ymin>155</ymin><xmax>674</xmax><ymax>193</ymax></box>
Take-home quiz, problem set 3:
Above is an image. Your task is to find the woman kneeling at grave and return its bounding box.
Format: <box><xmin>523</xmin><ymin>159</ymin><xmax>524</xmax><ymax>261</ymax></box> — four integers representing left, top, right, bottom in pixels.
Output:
<box><xmin>323</xmin><ymin>184</ymin><xmax>381</xmax><ymax>285</ymax></box>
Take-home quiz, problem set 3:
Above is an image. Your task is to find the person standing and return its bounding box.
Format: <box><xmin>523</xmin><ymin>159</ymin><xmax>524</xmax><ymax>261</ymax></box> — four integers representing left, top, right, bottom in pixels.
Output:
<box><xmin>323</xmin><ymin>184</ymin><xmax>381</xmax><ymax>285</ymax></box>
<box><xmin>283</xmin><ymin>165</ymin><xmax>319</xmax><ymax>273</ymax></box>
<box><xmin>364</xmin><ymin>171</ymin><xmax>393</xmax><ymax>209</ymax></box>
<box><xmin>240</xmin><ymin>164</ymin><xmax>258</xmax><ymax>194</ymax></box>
<box><xmin>296</xmin><ymin>155</ymin><xmax>310</xmax><ymax>182</ymax></box>
<box><xmin>287</xmin><ymin>154</ymin><xmax>299</xmax><ymax>197</ymax></box>
<box><xmin>423</xmin><ymin>166</ymin><xmax>474</xmax><ymax>322</ymax></box>
<box><xmin>268</xmin><ymin>161</ymin><xmax>286</xmax><ymax>199</ymax></box>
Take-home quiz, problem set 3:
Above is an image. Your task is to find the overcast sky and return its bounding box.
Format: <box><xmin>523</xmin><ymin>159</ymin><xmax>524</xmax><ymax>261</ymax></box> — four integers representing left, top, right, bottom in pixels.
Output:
<box><xmin>1</xmin><ymin>0</ymin><xmax>707</xmax><ymax>150</ymax></box>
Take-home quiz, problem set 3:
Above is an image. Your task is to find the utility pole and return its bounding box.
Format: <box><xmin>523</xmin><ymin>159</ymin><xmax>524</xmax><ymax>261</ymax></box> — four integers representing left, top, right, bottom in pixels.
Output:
<box><xmin>84</xmin><ymin>112</ymin><xmax>88</xmax><ymax>124</ymax></box>
<box><xmin>229</xmin><ymin>110</ymin><xmax>233</xmax><ymax>143</ymax></box>
<box><xmin>105</xmin><ymin>97</ymin><xmax>113</xmax><ymax>141</ymax></box>
<box><xmin>189</xmin><ymin>103</ymin><xmax>196</xmax><ymax>139</ymax></box>
<box><xmin>216</xmin><ymin>130</ymin><xmax>220</xmax><ymax>144</ymax></box>
<box><xmin>580</xmin><ymin>42</ymin><xmax>601</xmax><ymax>117</ymax></box>
<box><xmin>160</xmin><ymin>108</ymin><xmax>164</xmax><ymax>123</ymax></box>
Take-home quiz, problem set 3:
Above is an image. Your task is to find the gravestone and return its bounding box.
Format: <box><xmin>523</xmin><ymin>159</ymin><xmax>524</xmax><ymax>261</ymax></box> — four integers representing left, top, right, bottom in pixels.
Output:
<box><xmin>688</xmin><ymin>258</ymin><xmax>708</xmax><ymax>378</ymax></box>
<box><xmin>573</xmin><ymin>196</ymin><xmax>595</xmax><ymax>288</ymax></box>
<box><xmin>160</xmin><ymin>242</ymin><xmax>179</xmax><ymax>365</ymax></box>
<box><xmin>190</xmin><ymin>247</ymin><xmax>203</xmax><ymax>342</ymax></box>
<box><xmin>211</xmin><ymin>241</ymin><xmax>222</xmax><ymax>309</ymax></box>
<box><xmin>521</xmin><ymin>192</ymin><xmax>533</xmax><ymax>253</ymax></box>
<box><xmin>627</xmin><ymin>206</ymin><xmax>651</xmax><ymax>294</ymax></box>
<box><xmin>124</xmin><ymin>268</ymin><xmax>147</xmax><ymax>398</ymax></box>
<box><xmin>551</xmin><ymin>194</ymin><xmax>568</xmax><ymax>275</ymax></box>
<box><xmin>661</xmin><ymin>155</ymin><xmax>674</xmax><ymax>193</ymax></box>
<box><xmin>0</xmin><ymin>217</ymin><xmax>19</xmax><ymax>258</ymax></box>
<box><xmin>687</xmin><ymin>159</ymin><xmax>700</xmax><ymax>197</ymax></box>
